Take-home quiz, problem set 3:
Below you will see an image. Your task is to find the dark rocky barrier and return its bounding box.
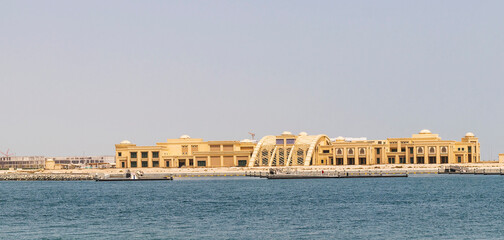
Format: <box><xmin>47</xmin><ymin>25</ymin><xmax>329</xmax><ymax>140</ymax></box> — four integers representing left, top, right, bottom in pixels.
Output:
<box><xmin>0</xmin><ymin>173</ymin><xmax>94</xmax><ymax>181</ymax></box>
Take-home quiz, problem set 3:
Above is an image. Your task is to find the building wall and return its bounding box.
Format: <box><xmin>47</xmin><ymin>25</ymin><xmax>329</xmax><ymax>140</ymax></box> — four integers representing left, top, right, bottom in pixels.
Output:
<box><xmin>0</xmin><ymin>156</ymin><xmax>46</xmax><ymax>169</ymax></box>
<box><xmin>115</xmin><ymin>136</ymin><xmax>255</xmax><ymax>168</ymax></box>
<box><xmin>115</xmin><ymin>131</ymin><xmax>481</xmax><ymax>168</ymax></box>
<box><xmin>317</xmin><ymin>131</ymin><xmax>480</xmax><ymax>166</ymax></box>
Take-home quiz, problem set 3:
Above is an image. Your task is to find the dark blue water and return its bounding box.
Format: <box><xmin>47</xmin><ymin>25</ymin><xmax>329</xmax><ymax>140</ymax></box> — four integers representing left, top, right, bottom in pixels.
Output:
<box><xmin>1</xmin><ymin>175</ymin><xmax>503</xmax><ymax>239</ymax></box>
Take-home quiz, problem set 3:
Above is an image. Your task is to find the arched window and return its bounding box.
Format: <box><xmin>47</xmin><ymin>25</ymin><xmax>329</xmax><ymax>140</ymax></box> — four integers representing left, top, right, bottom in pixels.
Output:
<box><xmin>336</xmin><ymin>149</ymin><xmax>343</xmax><ymax>155</ymax></box>
<box><xmin>441</xmin><ymin>147</ymin><xmax>447</xmax><ymax>153</ymax></box>
<box><xmin>418</xmin><ymin>147</ymin><xmax>424</xmax><ymax>154</ymax></box>
<box><xmin>429</xmin><ymin>147</ymin><xmax>435</xmax><ymax>154</ymax></box>
<box><xmin>278</xmin><ymin>148</ymin><xmax>285</xmax><ymax>165</ymax></box>
<box><xmin>261</xmin><ymin>150</ymin><xmax>269</xmax><ymax>166</ymax></box>
<box><xmin>348</xmin><ymin>148</ymin><xmax>354</xmax><ymax>155</ymax></box>
<box><xmin>359</xmin><ymin>148</ymin><xmax>365</xmax><ymax>155</ymax></box>
<box><xmin>296</xmin><ymin>149</ymin><xmax>304</xmax><ymax>165</ymax></box>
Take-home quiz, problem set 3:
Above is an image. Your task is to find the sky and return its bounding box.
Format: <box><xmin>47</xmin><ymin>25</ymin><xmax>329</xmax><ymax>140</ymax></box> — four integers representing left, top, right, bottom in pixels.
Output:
<box><xmin>1</xmin><ymin>0</ymin><xmax>503</xmax><ymax>159</ymax></box>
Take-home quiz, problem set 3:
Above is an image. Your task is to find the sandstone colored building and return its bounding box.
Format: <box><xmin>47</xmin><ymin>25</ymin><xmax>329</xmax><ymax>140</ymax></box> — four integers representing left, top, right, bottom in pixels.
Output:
<box><xmin>115</xmin><ymin>135</ymin><xmax>255</xmax><ymax>168</ymax></box>
<box><xmin>115</xmin><ymin>130</ymin><xmax>480</xmax><ymax>168</ymax></box>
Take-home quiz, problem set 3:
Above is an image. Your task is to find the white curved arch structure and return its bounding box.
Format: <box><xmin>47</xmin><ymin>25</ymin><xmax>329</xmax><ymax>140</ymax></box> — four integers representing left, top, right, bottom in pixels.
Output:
<box><xmin>248</xmin><ymin>135</ymin><xmax>275</xmax><ymax>167</ymax></box>
<box><xmin>249</xmin><ymin>134</ymin><xmax>331</xmax><ymax>167</ymax></box>
<box><xmin>303</xmin><ymin>134</ymin><xmax>331</xmax><ymax>166</ymax></box>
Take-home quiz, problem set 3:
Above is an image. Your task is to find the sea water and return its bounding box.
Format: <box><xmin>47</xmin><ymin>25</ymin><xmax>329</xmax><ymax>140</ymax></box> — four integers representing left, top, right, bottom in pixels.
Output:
<box><xmin>0</xmin><ymin>175</ymin><xmax>503</xmax><ymax>239</ymax></box>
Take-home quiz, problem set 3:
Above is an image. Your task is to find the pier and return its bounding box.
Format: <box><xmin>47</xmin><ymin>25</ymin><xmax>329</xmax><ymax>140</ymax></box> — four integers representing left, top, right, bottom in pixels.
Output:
<box><xmin>245</xmin><ymin>170</ymin><xmax>408</xmax><ymax>179</ymax></box>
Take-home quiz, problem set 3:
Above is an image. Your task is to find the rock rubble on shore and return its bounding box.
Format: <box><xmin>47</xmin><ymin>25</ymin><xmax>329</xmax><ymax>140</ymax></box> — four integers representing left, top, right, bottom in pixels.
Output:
<box><xmin>0</xmin><ymin>173</ymin><xmax>94</xmax><ymax>181</ymax></box>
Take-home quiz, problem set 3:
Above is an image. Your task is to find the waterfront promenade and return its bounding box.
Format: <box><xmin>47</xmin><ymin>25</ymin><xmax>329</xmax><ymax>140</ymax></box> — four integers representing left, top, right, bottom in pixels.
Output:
<box><xmin>1</xmin><ymin>162</ymin><xmax>503</xmax><ymax>180</ymax></box>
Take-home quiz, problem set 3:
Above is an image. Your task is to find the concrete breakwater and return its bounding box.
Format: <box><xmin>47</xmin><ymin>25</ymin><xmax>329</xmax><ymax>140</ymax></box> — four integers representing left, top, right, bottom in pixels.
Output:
<box><xmin>0</xmin><ymin>173</ymin><xmax>94</xmax><ymax>181</ymax></box>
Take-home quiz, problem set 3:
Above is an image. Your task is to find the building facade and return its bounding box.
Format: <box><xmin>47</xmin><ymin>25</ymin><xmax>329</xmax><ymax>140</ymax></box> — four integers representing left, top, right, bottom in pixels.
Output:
<box><xmin>0</xmin><ymin>156</ymin><xmax>46</xmax><ymax>169</ymax></box>
<box><xmin>115</xmin><ymin>135</ymin><xmax>256</xmax><ymax>169</ymax></box>
<box><xmin>50</xmin><ymin>156</ymin><xmax>116</xmax><ymax>168</ymax></box>
<box><xmin>316</xmin><ymin>130</ymin><xmax>480</xmax><ymax>166</ymax></box>
<box><xmin>115</xmin><ymin>130</ymin><xmax>481</xmax><ymax>168</ymax></box>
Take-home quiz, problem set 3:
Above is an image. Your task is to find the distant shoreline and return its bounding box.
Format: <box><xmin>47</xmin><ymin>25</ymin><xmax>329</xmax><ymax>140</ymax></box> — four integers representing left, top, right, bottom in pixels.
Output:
<box><xmin>0</xmin><ymin>163</ymin><xmax>503</xmax><ymax>181</ymax></box>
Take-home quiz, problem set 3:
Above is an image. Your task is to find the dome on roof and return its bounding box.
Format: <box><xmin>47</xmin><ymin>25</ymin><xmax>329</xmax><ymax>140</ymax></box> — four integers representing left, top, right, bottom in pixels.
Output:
<box><xmin>120</xmin><ymin>140</ymin><xmax>131</xmax><ymax>144</ymax></box>
<box><xmin>420</xmin><ymin>129</ymin><xmax>431</xmax><ymax>134</ymax></box>
<box><xmin>180</xmin><ymin>135</ymin><xmax>191</xmax><ymax>139</ymax></box>
<box><xmin>298</xmin><ymin>132</ymin><xmax>308</xmax><ymax>136</ymax></box>
<box><xmin>465</xmin><ymin>132</ymin><xmax>475</xmax><ymax>137</ymax></box>
<box><xmin>241</xmin><ymin>139</ymin><xmax>252</xmax><ymax>143</ymax></box>
<box><xmin>335</xmin><ymin>136</ymin><xmax>345</xmax><ymax>141</ymax></box>
<box><xmin>282</xmin><ymin>131</ymin><xmax>293</xmax><ymax>135</ymax></box>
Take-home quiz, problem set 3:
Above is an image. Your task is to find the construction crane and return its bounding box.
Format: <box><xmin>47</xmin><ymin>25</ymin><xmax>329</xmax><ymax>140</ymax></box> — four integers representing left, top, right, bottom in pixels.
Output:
<box><xmin>248</xmin><ymin>132</ymin><xmax>256</xmax><ymax>140</ymax></box>
<box><xmin>0</xmin><ymin>148</ymin><xmax>15</xmax><ymax>157</ymax></box>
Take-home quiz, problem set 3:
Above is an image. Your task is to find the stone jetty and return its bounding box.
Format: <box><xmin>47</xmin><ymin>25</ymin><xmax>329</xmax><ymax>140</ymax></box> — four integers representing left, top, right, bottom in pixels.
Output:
<box><xmin>0</xmin><ymin>173</ymin><xmax>94</xmax><ymax>181</ymax></box>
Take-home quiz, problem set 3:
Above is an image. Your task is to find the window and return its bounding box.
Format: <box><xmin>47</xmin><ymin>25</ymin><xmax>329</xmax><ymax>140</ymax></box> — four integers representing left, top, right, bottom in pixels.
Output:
<box><xmin>197</xmin><ymin>161</ymin><xmax>207</xmax><ymax>167</ymax></box>
<box><xmin>347</xmin><ymin>158</ymin><xmax>355</xmax><ymax>165</ymax></box>
<box><xmin>458</xmin><ymin>156</ymin><xmax>462</xmax><ymax>163</ymax></box>
<box><xmin>336</xmin><ymin>149</ymin><xmax>343</xmax><ymax>155</ymax></box>
<box><xmin>179</xmin><ymin>160</ymin><xmax>186</xmax><ymax>168</ymax></box>
<box><xmin>330</xmin><ymin>157</ymin><xmax>334</xmax><ymax>165</ymax></box>
<box><xmin>359</xmin><ymin>158</ymin><xmax>366</xmax><ymax>165</ymax></box>
<box><xmin>429</xmin><ymin>157</ymin><xmax>436</xmax><ymax>164</ymax></box>
<box><xmin>391</xmin><ymin>148</ymin><xmax>397</xmax><ymax>152</ymax></box>
<box><xmin>429</xmin><ymin>147</ymin><xmax>435</xmax><ymax>154</ymax></box>
<box><xmin>409</xmin><ymin>148</ymin><xmax>414</xmax><ymax>154</ymax></box>
<box><xmin>336</xmin><ymin>158</ymin><xmax>343</xmax><ymax>165</ymax></box>
<box><xmin>376</xmin><ymin>148</ymin><xmax>381</xmax><ymax>154</ymax></box>
<box><xmin>286</xmin><ymin>139</ymin><xmax>295</xmax><ymax>144</ymax></box>
<box><xmin>238</xmin><ymin>160</ymin><xmax>247</xmax><ymax>167</ymax></box>
<box><xmin>468</xmin><ymin>146</ymin><xmax>472</xmax><ymax>153</ymax></box>
<box><xmin>121</xmin><ymin>162</ymin><xmax>125</xmax><ymax>168</ymax></box>
<box><xmin>399</xmin><ymin>157</ymin><xmax>406</xmax><ymax>164</ymax></box>
<box><xmin>410</xmin><ymin>157</ymin><xmax>414</xmax><ymax>164</ymax></box>
<box><xmin>376</xmin><ymin>158</ymin><xmax>380</xmax><ymax>164</ymax></box>
<box><xmin>348</xmin><ymin>149</ymin><xmax>354</xmax><ymax>155</ymax></box>
<box><xmin>131</xmin><ymin>161</ymin><xmax>137</xmax><ymax>168</ymax></box>
<box><xmin>165</xmin><ymin>161</ymin><xmax>170</xmax><ymax>167</ymax></box>
<box><xmin>388</xmin><ymin>157</ymin><xmax>395</xmax><ymax>164</ymax></box>
<box><xmin>141</xmin><ymin>152</ymin><xmax>148</xmax><ymax>158</ymax></box>
<box><xmin>141</xmin><ymin>161</ymin><xmax>148</xmax><ymax>167</ymax></box>
<box><xmin>441</xmin><ymin>156</ymin><xmax>448</xmax><ymax>164</ymax></box>
<box><xmin>323</xmin><ymin>150</ymin><xmax>330</xmax><ymax>154</ymax></box>
<box><xmin>152</xmin><ymin>161</ymin><xmax>159</xmax><ymax>167</ymax></box>
<box><xmin>223</xmin><ymin>145</ymin><xmax>233</xmax><ymax>151</ymax></box>
<box><xmin>359</xmin><ymin>148</ymin><xmax>365</xmax><ymax>155</ymax></box>
<box><xmin>441</xmin><ymin>147</ymin><xmax>447</xmax><ymax>154</ymax></box>
<box><xmin>131</xmin><ymin>152</ymin><xmax>137</xmax><ymax>158</ymax></box>
<box><xmin>321</xmin><ymin>160</ymin><xmax>324</xmax><ymax>164</ymax></box>
<box><xmin>418</xmin><ymin>147</ymin><xmax>424</xmax><ymax>154</ymax></box>
<box><xmin>191</xmin><ymin>145</ymin><xmax>199</xmax><ymax>152</ymax></box>
<box><xmin>417</xmin><ymin>157</ymin><xmax>424</xmax><ymax>164</ymax></box>
<box><xmin>401</xmin><ymin>148</ymin><xmax>405</xmax><ymax>152</ymax></box>
<box><xmin>210</xmin><ymin>145</ymin><xmax>220</xmax><ymax>151</ymax></box>
<box><xmin>152</xmin><ymin>152</ymin><xmax>159</xmax><ymax>158</ymax></box>
<box><xmin>182</xmin><ymin>145</ymin><xmax>188</xmax><ymax>155</ymax></box>
<box><xmin>276</xmin><ymin>139</ymin><xmax>284</xmax><ymax>145</ymax></box>
<box><xmin>118</xmin><ymin>152</ymin><xmax>122</xmax><ymax>157</ymax></box>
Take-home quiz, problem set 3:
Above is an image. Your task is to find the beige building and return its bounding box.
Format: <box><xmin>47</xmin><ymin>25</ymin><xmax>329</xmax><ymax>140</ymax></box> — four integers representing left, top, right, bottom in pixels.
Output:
<box><xmin>316</xmin><ymin>130</ymin><xmax>480</xmax><ymax>166</ymax></box>
<box><xmin>115</xmin><ymin>130</ymin><xmax>481</xmax><ymax>168</ymax></box>
<box><xmin>115</xmin><ymin>135</ymin><xmax>255</xmax><ymax>168</ymax></box>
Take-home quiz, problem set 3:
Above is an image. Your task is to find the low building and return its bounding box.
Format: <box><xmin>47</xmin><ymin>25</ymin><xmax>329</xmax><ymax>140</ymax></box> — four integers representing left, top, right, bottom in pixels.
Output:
<box><xmin>50</xmin><ymin>156</ymin><xmax>115</xmax><ymax>169</ymax></box>
<box><xmin>115</xmin><ymin>130</ymin><xmax>481</xmax><ymax>168</ymax></box>
<box><xmin>115</xmin><ymin>135</ymin><xmax>256</xmax><ymax>168</ymax></box>
<box><xmin>0</xmin><ymin>156</ymin><xmax>46</xmax><ymax>169</ymax></box>
<box><xmin>317</xmin><ymin>130</ymin><xmax>480</xmax><ymax>166</ymax></box>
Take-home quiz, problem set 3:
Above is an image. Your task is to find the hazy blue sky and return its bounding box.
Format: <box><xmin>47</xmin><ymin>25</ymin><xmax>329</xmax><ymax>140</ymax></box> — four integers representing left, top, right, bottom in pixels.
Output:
<box><xmin>1</xmin><ymin>1</ymin><xmax>503</xmax><ymax>159</ymax></box>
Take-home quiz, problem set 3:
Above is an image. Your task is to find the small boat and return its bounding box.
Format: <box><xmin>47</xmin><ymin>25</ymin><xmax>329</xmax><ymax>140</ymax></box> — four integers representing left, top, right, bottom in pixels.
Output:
<box><xmin>95</xmin><ymin>170</ymin><xmax>173</xmax><ymax>181</ymax></box>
